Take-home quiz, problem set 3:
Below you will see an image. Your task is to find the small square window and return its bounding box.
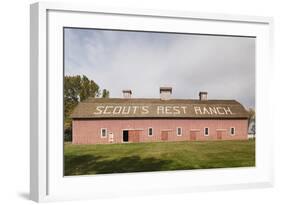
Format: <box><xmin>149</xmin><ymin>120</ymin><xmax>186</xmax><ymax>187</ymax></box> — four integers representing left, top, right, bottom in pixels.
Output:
<box><xmin>230</xmin><ymin>127</ymin><xmax>235</xmax><ymax>136</ymax></box>
<box><xmin>204</xmin><ymin>127</ymin><xmax>209</xmax><ymax>136</ymax></box>
<box><xmin>177</xmin><ymin>127</ymin><xmax>182</xmax><ymax>136</ymax></box>
<box><xmin>101</xmin><ymin>128</ymin><xmax>107</xmax><ymax>138</ymax></box>
<box><xmin>148</xmin><ymin>128</ymin><xmax>153</xmax><ymax>136</ymax></box>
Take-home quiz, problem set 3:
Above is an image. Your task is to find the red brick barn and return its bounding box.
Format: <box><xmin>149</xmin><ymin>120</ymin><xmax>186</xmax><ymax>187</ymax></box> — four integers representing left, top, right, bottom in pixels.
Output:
<box><xmin>70</xmin><ymin>88</ymin><xmax>249</xmax><ymax>144</ymax></box>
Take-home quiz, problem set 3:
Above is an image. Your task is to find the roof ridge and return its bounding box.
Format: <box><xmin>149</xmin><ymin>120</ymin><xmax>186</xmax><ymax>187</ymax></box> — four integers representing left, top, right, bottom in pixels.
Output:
<box><xmin>83</xmin><ymin>97</ymin><xmax>238</xmax><ymax>101</ymax></box>
<box><xmin>71</xmin><ymin>98</ymin><xmax>248</xmax><ymax>119</ymax></box>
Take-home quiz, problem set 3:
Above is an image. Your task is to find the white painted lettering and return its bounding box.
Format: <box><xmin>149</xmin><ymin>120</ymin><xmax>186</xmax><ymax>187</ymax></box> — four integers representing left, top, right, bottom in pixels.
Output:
<box><xmin>104</xmin><ymin>106</ymin><xmax>113</xmax><ymax>114</ymax></box>
<box><xmin>209</xmin><ymin>107</ymin><xmax>217</xmax><ymax>115</ymax></box>
<box><xmin>93</xmin><ymin>106</ymin><xmax>104</xmax><ymax>115</ymax></box>
<box><xmin>93</xmin><ymin>105</ymin><xmax>233</xmax><ymax>116</ymax></box>
<box><xmin>122</xmin><ymin>106</ymin><xmax>131</xmax><ymax>114</ymax></box>
<box><xmin>112</xmin><ymin>106</ymin><xmax>122</xmax><ymax>114</ymax></box>
<box><xmin>216</xmin><ymin>107</ymin><xmax>225</xmax><ymax>115</ymax></box>
<box><xmin>181</xmin><ymin>106</ymin><xmax>187</xmax><ymax>114</ymax></box>
<box><xmin>194</xmin><ymin>106</ymin><xmax>202</xmax><ymax>115</ymax></box>
<box><xmin>132</xmin><ymin>106</ymin><xmax>138</xmax><ymax>114</ymax></box>
<box><xmin>157</xmin><ymin>106</ymin><xmax>164</xmax><ymax>114</ymax></box>
<box><xmin>223</xmin><ymin>107</ymin><xmax>233</xmax><ymax>115</ymax></box>
<box><xmin>141</xmin><ymin>106</ymin><xmax>149</xmax><ymax>114</ymax></box>
<box><xmin>203</xmin><ymin>107</ymin><xmax>210</xmax><ymax>115</ymax></box>
<box><xmin>173</xmin><ymin>106</ymin><xmax>180</xmax><ymax>114</ymax></box>
<box><xmin>165</xmin><ymin>106</ymin><xmax>172</xmax><ymax>114</ymax></box>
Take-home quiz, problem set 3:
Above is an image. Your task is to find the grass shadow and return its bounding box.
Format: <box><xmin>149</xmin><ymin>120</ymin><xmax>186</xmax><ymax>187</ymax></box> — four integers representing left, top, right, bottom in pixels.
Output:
<box><xmin>64</xmin><ymin>154</ymin><xmax>172</xmax><ymax>176</ymax></box>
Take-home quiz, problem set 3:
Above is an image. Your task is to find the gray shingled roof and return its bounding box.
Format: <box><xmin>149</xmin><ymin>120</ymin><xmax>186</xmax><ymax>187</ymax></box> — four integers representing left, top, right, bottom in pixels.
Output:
<box><xmin>70</xmin><ymin>97</ymin><xmax>249</xmax><ymax>119</ymax></box>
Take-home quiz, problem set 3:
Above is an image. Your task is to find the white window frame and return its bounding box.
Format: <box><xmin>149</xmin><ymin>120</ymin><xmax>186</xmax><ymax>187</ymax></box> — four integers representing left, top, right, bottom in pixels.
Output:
<box><xmin>176</xmin><ymin>127</ymin><xmax>182</xmax><ymax>136</ymax></box>
<box><xmin>230</xmin><ymin>127</ymin><xmax>236</xmax><ymax>136</ymax></box>
<box><xmin>148</xmin><ymin>127</ymin><xmax>153</xmax><ymax>137</ymax></box>
<box><xmin>204</xmin><ymin>127</ymin><xmax>209</xmax><ymax>136</ymax></box>
<box><xmin>100</xmin><ymin>128</ymin><xmax>108</xmax><ymax>138</ymax></box>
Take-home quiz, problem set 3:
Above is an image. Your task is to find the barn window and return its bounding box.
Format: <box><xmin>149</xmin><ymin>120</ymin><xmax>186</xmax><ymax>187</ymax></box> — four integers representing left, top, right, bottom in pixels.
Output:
<box><xmin>148</xmin><ymin>127</ymin><xmax>153</xmax><ymax>136</ymax></box>
<box><xmin>204</xmin><ymin>127</ymin><xmax>209</xmax><ymax>136</ymax></box>
<box><xmin>177</xmin><ymin>127</ymin><xmax>182</xmax><ymax>136</ymax></box>
<box><xmin>101</xmin><ymin>128</ymin><xmax>107</xmax><ymax>138</ymax></box>
<box><xmin>230</xmin><ymin>127</ymin><xmax>235</xmax><ymax>136</ymax></box>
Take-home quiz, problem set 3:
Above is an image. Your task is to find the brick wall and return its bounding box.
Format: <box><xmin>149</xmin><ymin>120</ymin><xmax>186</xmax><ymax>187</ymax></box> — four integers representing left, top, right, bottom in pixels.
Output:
<box><xmin>72</xmin><ymin>119</ymin><xmax>248</xmax><ymax>144</ymax></box>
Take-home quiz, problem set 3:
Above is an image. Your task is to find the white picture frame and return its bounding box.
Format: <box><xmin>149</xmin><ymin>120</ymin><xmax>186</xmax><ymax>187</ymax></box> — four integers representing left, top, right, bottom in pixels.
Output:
<box><xmin>30</xmin><ymin>2</ymin><xmax>274</xmax><ymax>202</ymax></box>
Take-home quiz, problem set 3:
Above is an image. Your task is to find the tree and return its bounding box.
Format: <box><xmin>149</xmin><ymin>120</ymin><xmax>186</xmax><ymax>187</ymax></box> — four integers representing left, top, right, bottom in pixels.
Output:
<box><xmin>64</xmin><ymin>75</ymin><xmax>100</xmax><ymax>115</ymax></box>
<box><xmin>102</xmin><ymin>89</ymin><xmax>110</xmax><ymax>98</ymax></box>
<box><xmin>251</xmin><ymin>124</ymin><xmax>256</xmax><ymax>135</ymax></box>
<box><xmin>247</xmin><ymin>108</ymin><xmax>256</xmax><ymax>139</ymax></box>
<box><xmin>247</xmin><ymin>108</ymin><xmax>255</xmax><ymax>125</ymax></box>
<box><xmin>64</xmin><ymin>75</ymin><xmax>100</xmax><ymax>141</ymax></box>
<box><xmin>248</xmin><ymin>108</ymin><xmax>255</xmax><ymax>120</ymax></box>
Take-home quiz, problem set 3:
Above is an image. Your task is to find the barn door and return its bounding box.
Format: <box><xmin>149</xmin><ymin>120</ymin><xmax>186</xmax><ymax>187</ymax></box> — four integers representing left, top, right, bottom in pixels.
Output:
<box><xmin>190</xmin><ymin>131</ymin><xmax>197</xmax><ymax>141</ymax></box>
<box><xmin>161</xmin><ymin>131</ymin><xmax>169</xmax><ymax>141</ymax></box>
<box><xmin>129</xmin><ymin>130</ymin><xmax>140</xmax><ymax>143</ymax></box>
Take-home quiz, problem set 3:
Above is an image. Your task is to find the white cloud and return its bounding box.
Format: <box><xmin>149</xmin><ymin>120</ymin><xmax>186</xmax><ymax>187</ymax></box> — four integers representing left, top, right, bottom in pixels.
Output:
<box><xmin>64</xmin><ymin>29</ymin><xmax>255</xmax><ymax>108</ymax></box>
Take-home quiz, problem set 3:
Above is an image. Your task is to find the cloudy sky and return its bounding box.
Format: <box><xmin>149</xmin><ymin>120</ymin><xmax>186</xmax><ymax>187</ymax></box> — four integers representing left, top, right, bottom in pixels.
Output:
<box><xmin>64</xmin><ymin>28</ymin><xmax>255</xmax><ymax>109</ymax></box>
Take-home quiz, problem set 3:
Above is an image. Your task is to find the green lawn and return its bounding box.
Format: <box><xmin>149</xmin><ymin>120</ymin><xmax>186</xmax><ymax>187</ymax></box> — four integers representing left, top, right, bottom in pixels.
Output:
<box><xmin>64</xmin><ymin>140</ymin><xmax>255</xmax><ymax>176</ymax></box>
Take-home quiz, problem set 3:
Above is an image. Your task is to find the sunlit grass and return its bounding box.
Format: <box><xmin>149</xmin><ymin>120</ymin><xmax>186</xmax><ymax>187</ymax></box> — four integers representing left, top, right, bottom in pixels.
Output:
<box><xmin>64</xmin><ymin>140</ymin><xmax>255</xmax><ymax>176</ymax></box>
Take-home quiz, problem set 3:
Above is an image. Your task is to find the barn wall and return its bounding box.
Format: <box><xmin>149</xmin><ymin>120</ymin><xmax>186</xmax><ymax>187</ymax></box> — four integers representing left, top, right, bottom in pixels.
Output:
<box><xmin>72</xmin><ymin>119</ymin><xmax>248</xmax><ymax>144</ymax></box>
